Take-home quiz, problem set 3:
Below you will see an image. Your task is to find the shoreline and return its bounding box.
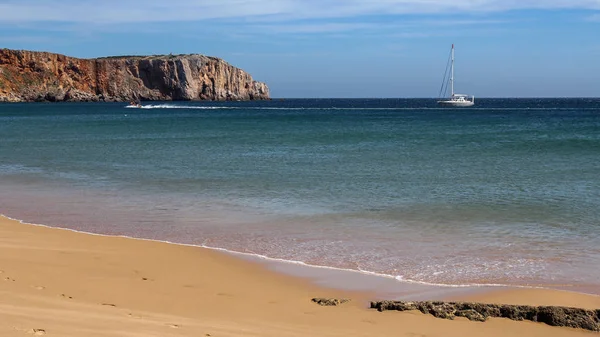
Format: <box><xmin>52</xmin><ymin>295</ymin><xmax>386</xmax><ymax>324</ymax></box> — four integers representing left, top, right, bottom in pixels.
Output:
<box><xmin>3</xmin><ymin>98</ymin><xmax>599</xmax><ymax>301</ymax></box>
<box><xmin>2</xmin><ymin>212</ymin><xmax>599</xmax><ymax>300</ymax></box>
<box><xmin>2</xmin><ymin>213</ymin><xmax>600</xmax><ymax>336</ymax></box>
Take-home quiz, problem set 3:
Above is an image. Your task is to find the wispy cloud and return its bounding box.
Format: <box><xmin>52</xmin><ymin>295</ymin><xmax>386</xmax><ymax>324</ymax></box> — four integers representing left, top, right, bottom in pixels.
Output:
<box><xmin>0</xmin><ymin>35</ymin><xmax>63</xmax><ymax>44</ymax></box>
<box><xmin>586</xmin><ymin>13</ymin><xmax>600</xmax><ymax>21</ymax></box>
<box><xmin>215</xmin><ymin>18</ymin><xmax>506</xmax><ymax>39</ymax></box>
<box><xmin>252</xmin><ymin>22</ymin><xmax>376</xmax><ymax>34</ymax></box>
<box><xmin>1</xmin><ymin>0</ymin><xmax>600</xmax><ymax>24</ymax></box>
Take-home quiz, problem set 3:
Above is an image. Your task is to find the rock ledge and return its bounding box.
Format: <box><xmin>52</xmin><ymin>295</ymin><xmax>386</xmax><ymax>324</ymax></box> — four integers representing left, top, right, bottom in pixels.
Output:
<box><xmin>370</xmin><ymin>300</ymin><xmax>600</xmax><ymax>331</ymax></box>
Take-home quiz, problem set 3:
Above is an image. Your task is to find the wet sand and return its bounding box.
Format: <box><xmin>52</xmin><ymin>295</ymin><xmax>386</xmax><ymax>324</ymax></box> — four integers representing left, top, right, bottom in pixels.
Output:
<box><xmin>1</xmin><ymin>215</ymin><xmax>598</xmax><ymax>336</ymax></box>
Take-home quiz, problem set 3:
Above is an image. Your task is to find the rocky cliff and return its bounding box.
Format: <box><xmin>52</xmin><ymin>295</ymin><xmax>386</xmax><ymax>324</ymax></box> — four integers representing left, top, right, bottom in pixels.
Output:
<box><xmin>0</xmin><ymin>49</ymin><xmax>269</xmax><ymax>102</ymax></box>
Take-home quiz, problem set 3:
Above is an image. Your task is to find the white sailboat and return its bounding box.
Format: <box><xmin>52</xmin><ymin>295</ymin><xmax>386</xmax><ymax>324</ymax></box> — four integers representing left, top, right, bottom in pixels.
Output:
<box><xmin>437</xmin><ymin>44</ymin><xmax>474</xmax><ymax>107</ymax></box>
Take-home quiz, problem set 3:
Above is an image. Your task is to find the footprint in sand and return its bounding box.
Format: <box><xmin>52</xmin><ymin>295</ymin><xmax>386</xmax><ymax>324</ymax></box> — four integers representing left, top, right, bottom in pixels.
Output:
<box><xmin>101</xmin><ymin>303</ymin><xmax>117</xmax><ymax>307</ymax></box>
<box><xmin>127</xmin><ymin>313</ymin><xmax>143</xmax><ymax>319</ymax></box>
<box><xmin>4</xmin><ymin>277</ymin><xmax>15</xmax><ymax>282</ymax></box>
<box><xmin>166</xmin><ymin>324</ymin><xmax>180</xmax><ymax>329</ymax></box>
<box><xmin>32</xmin><ymin>286</ymin><xmax>45</xmax><ymax>290</ymax></box>
<box><xmin>27</xmin><ymin>329</ymin><xmax>46</xmax><ymax>336</ymax></box>
<box><xmin>59</xmin><ymin>294</ymin><xmax>73</xmax><ymax>299</ymax></box>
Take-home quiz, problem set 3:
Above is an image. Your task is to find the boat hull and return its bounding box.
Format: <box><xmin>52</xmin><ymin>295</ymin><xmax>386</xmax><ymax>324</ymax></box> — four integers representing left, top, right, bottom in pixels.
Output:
<box><xmin>437</xmin><ymin>100</ymin><xmax>475</xmax><ymax>107</ymax></box>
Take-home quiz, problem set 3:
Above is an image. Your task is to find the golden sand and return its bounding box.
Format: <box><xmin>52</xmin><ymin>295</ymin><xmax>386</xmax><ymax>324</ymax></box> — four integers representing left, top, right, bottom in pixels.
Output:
<box><xmin>1</xmin><ymin>215</ymin><xmax>598</xmax><ymax>336</ymax></box>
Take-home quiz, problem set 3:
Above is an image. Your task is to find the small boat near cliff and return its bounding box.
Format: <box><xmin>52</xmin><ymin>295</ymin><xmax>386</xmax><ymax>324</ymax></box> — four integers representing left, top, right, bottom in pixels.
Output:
<box><xmin>437</xmin><ymin>44</ymin><xmax>474</xmax><ymax>107</ymax></box>
<box><xmin>125</xmin><ymin>101</ymin><xmax>142</xmax><ymax>108</ymax></box>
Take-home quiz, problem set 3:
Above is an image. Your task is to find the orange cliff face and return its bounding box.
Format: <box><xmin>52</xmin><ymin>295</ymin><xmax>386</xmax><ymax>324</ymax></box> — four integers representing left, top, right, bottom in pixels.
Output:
<box><xmin>0</xmin><ymin>49</ymin><xmax>270</xmax><ymax>102</ymax></box>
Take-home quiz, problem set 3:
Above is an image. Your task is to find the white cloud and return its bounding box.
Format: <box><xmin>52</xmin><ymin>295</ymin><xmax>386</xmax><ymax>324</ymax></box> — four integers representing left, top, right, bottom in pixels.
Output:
<box><xmin>245</xmin><ymin>19</ymin><xmax>504</xmax><ymax>36</ymax></box>
<box><xmin>0</xmin><ymin>0</ymin><xmax>600</xmax><ymax>24</ymax></box>
<box><xmin>587</xmin><ymin>13</ymin><xmax>600</xmax><ymax>21</ymax></box>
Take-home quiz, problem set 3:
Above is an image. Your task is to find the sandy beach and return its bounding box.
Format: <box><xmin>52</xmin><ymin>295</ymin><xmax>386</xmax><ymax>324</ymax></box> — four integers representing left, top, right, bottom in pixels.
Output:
<box><xmin>1</xmin><ymin>214</ymin><xmax>598</xmax><ymax>337</ymax></box>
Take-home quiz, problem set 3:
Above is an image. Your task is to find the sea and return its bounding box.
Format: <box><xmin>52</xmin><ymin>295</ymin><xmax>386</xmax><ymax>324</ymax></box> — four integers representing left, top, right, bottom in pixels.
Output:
<box><xmin>1</xmin><ymin>98</ymin><xmax>599</xmax><ymax>296</ymax></box>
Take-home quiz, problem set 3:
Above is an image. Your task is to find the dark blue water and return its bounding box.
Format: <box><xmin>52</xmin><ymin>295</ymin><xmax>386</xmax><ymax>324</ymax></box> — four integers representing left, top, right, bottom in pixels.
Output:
<box><xmin>1</xmin><ymin>98</ymin><xmax>599</xmax><ymax>293</ymax></box>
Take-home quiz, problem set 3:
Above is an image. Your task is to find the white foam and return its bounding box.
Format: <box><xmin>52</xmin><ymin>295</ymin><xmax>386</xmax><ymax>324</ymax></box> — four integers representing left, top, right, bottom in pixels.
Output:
<box><xmin>123</xmin><ymin>104</ymin><xmax>598</xmax><ymax>111</ymax></box>
<box><xmin>3</xmin><ymin>212</ymin><xmax>590</xmax><ymax>295</ymax></box>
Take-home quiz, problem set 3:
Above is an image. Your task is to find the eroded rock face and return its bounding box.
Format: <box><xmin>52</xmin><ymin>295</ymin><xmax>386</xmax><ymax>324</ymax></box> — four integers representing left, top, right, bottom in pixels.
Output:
<box><xmin>370</xmin><ymin>301</ymin><xmax>600</xmax><ymax>331</ymax></box>
<box><xmin>0</xmin><ymin>49</ymin><xmax>269</xmax><ymax>102</ymax></box>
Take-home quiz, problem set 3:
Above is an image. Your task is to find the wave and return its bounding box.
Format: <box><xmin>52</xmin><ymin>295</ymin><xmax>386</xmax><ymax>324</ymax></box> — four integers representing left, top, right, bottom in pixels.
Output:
<box><xmin>2</xmin><ymin>212</ymin><xmax>584</xmax><ymax>294</ymax></box>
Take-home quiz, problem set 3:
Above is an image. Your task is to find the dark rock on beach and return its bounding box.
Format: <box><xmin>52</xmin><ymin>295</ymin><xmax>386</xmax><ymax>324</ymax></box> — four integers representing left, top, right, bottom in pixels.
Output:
<box><xmin>311</xmin><ymin>298</ymin><xmax>351</xmax><ymax>306</ymax></box>
<box><xmin>369</xmin><ymin>300</ymin><xmax>600</xmax><ymax>331</ymax></box>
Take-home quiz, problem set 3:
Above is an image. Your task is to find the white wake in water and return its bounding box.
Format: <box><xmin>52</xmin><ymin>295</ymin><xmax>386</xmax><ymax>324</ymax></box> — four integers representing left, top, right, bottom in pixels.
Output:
<box><xmin>128</xmin><ymin>104</ymin><xmax>430</xmax><ymax>111</ymax></box>
<box><xmin>126</xmin><ymin>104</ymin><xmax>227</xmax><ymax>109</ymax></box>
<box><xmin>124</xmin><ymin>104</ymin><xmax>590</xmax><ymax>111</ymax></box>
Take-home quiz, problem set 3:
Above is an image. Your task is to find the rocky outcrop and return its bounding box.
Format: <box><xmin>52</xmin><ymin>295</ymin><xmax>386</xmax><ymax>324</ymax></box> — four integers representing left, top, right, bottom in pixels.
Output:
<box><xmin>311</xmin><ymin>298</ymin><xmax>351</xmax><ymax>306</ymax></box>
<box><xmin>370</xmin><ymin>300</ymin><xmax>600</xmax><ymax>331</ymax></box>
<box><xmin>0</xmin><ymin>49</ymin><xmax>269</xmax><ymax>102</ymax></box>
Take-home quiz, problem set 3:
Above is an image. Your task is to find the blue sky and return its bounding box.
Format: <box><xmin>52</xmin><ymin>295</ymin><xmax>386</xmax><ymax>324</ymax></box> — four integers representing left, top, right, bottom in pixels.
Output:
<box><xmin>1</xmin><ymin>1</ymin><xmax>599</xmax><ymax>98</ymax></box>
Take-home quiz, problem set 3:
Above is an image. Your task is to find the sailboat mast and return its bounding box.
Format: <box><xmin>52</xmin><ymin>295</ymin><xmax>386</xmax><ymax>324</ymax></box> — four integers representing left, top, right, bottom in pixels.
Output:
<box><xmin>450</xmin><ymin>44</ymin><xmax>454</xmax><ymax>97</ymax></box>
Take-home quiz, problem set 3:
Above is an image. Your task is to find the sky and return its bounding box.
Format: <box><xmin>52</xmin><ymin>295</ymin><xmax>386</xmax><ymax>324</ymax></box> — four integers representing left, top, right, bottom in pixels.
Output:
<box><xmin>1</xmin><ymin>0</ymin><xmax>599</xmax><ymax>98</ymax></box>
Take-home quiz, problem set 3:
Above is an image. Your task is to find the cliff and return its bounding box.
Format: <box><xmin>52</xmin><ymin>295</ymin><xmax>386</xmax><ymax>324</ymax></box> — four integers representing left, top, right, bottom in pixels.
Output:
<box><xmin>0</xmin><ymin>49</ymin><xmax>269</xmax><ymax>102</ymax></box>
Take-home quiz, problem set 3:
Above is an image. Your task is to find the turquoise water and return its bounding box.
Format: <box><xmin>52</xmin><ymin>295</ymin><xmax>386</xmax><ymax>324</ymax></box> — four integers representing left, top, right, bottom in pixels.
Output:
<box><xmin>1</xmin><ymin>99</ymin><xmax>599</xmax><ymax>293</ymax></box>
